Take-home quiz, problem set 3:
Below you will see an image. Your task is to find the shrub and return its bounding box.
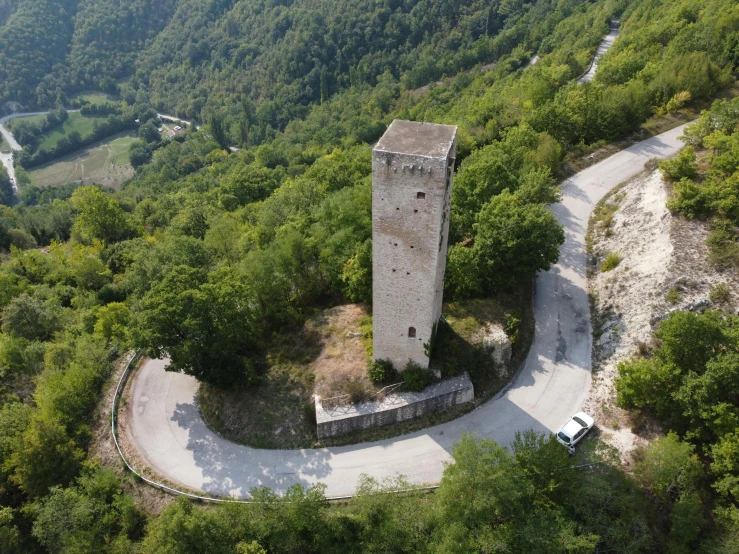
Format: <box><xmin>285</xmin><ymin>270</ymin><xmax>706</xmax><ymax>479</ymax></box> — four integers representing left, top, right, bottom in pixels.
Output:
<box><xmin>709</xmin><ymin>283</ymin><xmax>731</xmax><ymax>305</ymax></box>
<box><xmin>707</xmin><ymin>220</ymin><xmax>739</xmax><ymax>269</ymax></box>
<box><xmin>666</xmin><ymin>90</ymin><xmax>692</xmax><ymax>113</ymax></box>
<box><xmin>666</xmin><ymin>288</ymin><xmax>681</xmax><ymax>305</ymax></box>
<box><xmin>644</xmin><ymin>158</ymin><xmax>660</xmax><ymax>171</ymax></box>
<box><xmin>660</xmin><ymin>147</ymin><xmax>698</xmax><ymax>182</ymax></box>
<box><xmin>505</xmin><ymin>312</ymin><xmax>521</xmax><ymax>345</ymax></box>
<box><xmin>600</xmin><ymin>252</ymin><xmax>622</xmax><ymax>272</ymax></box>
<box><xmin>401</xmin><ymin>361</ymin><xmax>436</xmax><ymax>392</ymax></box>
<box><xmin>346</xmin><ymin>380</ymin><xmax>369</xmax><ymax>404</ymax></box>
<box><xmin>667</xmin><ymin>177</ymin><xmax>706</xmax><ymax>218</ymax></box>
<box><xmin>367</xmin><ymin>358</ymin><xmax>397</xmax><ymax>384</ymax></box>
<box><xmin>7</xmin><ymin>229</ymin><xmax>37</xmax><ymax>250</ymax></box>
<box><xmin>636</xmin><ymin>341</ymin><xmax>651</xmax><ymax>357</ymax></box>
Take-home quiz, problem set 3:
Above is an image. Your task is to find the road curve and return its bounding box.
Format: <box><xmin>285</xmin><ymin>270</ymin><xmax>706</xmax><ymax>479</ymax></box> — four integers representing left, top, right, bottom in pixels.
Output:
<box><xmin>127</xmin><ymin>124</ymin><xmax>689</xmax><ymax>499</ymax></box>
<box><xmin>0</xmin><ymin>110</ymin><xmax>81</xmax><ymax>192</ymax></box>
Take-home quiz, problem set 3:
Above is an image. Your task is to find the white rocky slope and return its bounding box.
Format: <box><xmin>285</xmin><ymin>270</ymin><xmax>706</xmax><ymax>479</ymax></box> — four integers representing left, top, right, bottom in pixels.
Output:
<box><xmin>584</xmin><ymin>168</ymin><xmax>739</xmax><ymax>461</ymax></box>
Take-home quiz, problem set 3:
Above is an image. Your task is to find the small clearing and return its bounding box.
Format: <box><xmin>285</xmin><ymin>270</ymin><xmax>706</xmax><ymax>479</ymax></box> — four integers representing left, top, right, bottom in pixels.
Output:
<box><xmin>584</xmin><ymin>168</ymin><xmax>739</xmax><ymax>461</ymax></box>
<box><xmin>310</xmin><ymin>304</ymin><xmax>373</xmax><ymax>399</ymax></box>
<box><xmin>198</xmin><ymin>291</ymin><xmax>531</xmax><ymax>449</ymax></box>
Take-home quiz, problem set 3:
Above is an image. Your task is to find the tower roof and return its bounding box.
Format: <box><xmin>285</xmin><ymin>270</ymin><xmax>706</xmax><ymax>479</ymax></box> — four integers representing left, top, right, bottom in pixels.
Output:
<box><xmin>374</xmin><ymin>120</ymin><xmax>457</xmax><ymax>159</ymax></box>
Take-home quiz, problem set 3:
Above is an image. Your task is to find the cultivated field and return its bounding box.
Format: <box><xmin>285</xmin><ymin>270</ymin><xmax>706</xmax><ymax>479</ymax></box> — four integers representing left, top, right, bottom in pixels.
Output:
<box><xmin>28</xmin><ymin>132</ymin><xmax>136</xmax><ymax>189</ymax></box>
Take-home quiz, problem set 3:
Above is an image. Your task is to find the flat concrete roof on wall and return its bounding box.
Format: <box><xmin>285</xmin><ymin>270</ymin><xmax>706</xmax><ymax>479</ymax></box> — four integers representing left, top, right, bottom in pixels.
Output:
<box><xmin>374</xmin><ymin>120</ymin><xmax>457</xmax><ymax>159</ymax></box>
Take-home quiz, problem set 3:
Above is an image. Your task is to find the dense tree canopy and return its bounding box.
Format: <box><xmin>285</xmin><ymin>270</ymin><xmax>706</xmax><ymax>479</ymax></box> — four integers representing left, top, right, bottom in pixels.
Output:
<box><xmin>616</xmin><ymin>311</ymin><xmax>739</xmax><ymax>514</ymax></box>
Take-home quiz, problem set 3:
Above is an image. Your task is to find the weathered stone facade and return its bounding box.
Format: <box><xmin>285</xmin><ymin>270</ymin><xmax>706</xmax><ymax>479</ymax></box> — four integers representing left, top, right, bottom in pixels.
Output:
<box><xmin>372</xmin><ymin>120</ymin><xmax>457</xmax><ymax>370</ymax></box>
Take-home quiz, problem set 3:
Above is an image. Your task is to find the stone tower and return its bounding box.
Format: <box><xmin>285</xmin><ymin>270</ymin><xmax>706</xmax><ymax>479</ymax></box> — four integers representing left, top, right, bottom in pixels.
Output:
<box><xmin>372</xmin><ymin>120</ymin><xmax>458</xmax><ymax>370</ymax></box>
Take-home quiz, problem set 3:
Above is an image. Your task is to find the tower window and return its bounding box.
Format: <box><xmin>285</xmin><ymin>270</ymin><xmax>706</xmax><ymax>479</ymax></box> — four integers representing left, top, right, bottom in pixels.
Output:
<box><xmin>408</xmin><ymin>327</ymin><xmax>416</xmax><ymax>338</ymax></box>
<box><xmin>417</xmin><ymin>192</ymin><xmax>426</xmax><ymax>199</ymax></box>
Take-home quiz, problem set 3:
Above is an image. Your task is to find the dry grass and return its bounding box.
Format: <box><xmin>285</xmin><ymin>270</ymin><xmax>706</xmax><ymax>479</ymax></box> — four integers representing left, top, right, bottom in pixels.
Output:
<box><xmin>309</xmin><ymin>304</ymin><xmax>374</xmax><ymax>398</ymax></box>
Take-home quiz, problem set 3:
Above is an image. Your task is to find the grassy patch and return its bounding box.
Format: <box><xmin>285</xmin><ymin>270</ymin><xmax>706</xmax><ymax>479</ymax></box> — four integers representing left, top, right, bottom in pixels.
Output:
<box><xmin>36</xmin><ymin>112</ymin><xmax>108</xmax><ymax>151</ymax></box>
<box><xmin>5</xmin><ymin>114</ymin><xmax>46</xmax><ymax>130</ymax></box>
<box><xmin>69</xmin><ymin>91</ymin><xmax>119</xmax><ymax>105</ymax></box>
<box><xmin>0</xmin><ymin>136</ymin><xmax>10</xmax><ymax>154</ymax></box>
<box><xmin>198</xmin><ymin>286</ymin><xmax>534</xmax><ymax>449</ymax></box>
<box><xmin>600</xmin><ymin>252</ymin><xmax>622</xmax><ymax>272</ymax></box>
<box><xmin>28</xmin><ymin>132</ymin><xmax>136</xmax><ymax>189</ymax></box>
<box><xmin>7</xmin><ymin>112</ymin><xmax>111</xmax><ymax>151</ymax></box>
<box><xmin>585</xmin><ymin>181</ymin><xmax>627</xmax><ymax>264</ymax></box>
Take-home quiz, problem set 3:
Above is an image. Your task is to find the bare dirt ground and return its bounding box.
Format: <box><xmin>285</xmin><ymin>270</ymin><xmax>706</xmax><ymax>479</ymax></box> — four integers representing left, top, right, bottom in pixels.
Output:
<box><xmin>584</xmin><ymin>168</ymin><xmax>739</xmax><ymax>463</ymax></box>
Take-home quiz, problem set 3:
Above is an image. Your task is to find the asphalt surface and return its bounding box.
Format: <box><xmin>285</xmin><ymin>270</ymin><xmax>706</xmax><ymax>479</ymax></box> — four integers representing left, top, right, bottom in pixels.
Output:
<box><xmin>127</xmin><ymin>124</ymin><xmax>689</xmax><ymax>498</ymax></box>
<box><xmin>578</xmin><ymin>22</ymin><xmax>620</xmax><ymax>84</ymax></box>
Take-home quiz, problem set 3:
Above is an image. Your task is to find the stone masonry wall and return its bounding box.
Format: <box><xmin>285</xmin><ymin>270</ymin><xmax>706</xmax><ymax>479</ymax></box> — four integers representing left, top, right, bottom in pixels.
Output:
<box><xmin>431</xmin><ymin>153</ymin><xmax>455</xmax><ymax>327</ymax></box>
<box><xmin>315</xmin><ymin>373</ymin><xmax>474</xmax><ymax>439</ymax></box>
<box><xmin>372</xmin><ymin>121</ymin><xmax>457</xmax><ymax>370</ymax></box>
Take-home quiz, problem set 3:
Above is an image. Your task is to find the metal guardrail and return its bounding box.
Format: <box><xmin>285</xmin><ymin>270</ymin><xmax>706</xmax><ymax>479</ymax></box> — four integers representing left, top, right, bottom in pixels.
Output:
<box><xmin>111</xmin><ymin>350</ymin><xmax>438</xmax><ymax>503</ymax></box>
<box><xmin>110</xmin><ymin>350</ymin><xmax>261</xmax><ymax>503</ymax></box>
<box><xmin>321</xmin><ymin>393</ymin><xmax>351</xmax><ymax>414</ymax></box>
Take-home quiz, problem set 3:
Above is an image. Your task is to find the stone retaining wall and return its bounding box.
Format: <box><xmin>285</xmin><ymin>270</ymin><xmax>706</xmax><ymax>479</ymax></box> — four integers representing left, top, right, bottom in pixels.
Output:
<box><xmin>315</xmin><ymin>373</ymin><xmax>474</xmax><ymax>439</ymax></box>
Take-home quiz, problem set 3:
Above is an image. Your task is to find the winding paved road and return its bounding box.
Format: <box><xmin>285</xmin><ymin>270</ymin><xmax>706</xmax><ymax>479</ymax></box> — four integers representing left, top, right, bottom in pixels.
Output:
<box><xmin>127</xmin><ymin>124</ymin><xmax>689</xmax><ymax>499</ymax></box>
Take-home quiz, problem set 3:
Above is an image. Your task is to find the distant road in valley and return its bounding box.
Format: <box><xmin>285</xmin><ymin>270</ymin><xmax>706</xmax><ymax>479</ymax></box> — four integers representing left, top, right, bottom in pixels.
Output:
<box><xmin>1</xmin><ymin>111</ymin><xmax>53</xmax><ymax>192</ymax></box>
<box><xmin>125</xmin><ymin>122</ymin><xmax>690</xmax><ymax>500</ymax></box>
<box><xmin>157</xmin><ymin>113</ymin><xmax>200</xmax><ymax>130</ymax></box>
<box><xmin>1</xmin><ymin>111</ymin><xmax>193</xmax><ymax>193</ymax></box>
<box><xmin>0</xmin><ymin>110</ymin><xmax>81</xmax><ymax>192</ymax></box>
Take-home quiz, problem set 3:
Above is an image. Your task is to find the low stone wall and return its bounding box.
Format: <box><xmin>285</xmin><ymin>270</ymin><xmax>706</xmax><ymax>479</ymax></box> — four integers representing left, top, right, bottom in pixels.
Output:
<box><xmin>315</xmin><ymin>373</ymin><xmax>474</xmax><ymax>439</ymax></box>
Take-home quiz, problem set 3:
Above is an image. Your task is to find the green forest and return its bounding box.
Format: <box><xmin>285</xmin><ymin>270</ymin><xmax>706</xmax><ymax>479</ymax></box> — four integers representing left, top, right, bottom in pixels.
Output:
<box><xmin>0</xmin><ymin>0</ymin><xmax>738</xmax><ymax>551</ymax></box>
